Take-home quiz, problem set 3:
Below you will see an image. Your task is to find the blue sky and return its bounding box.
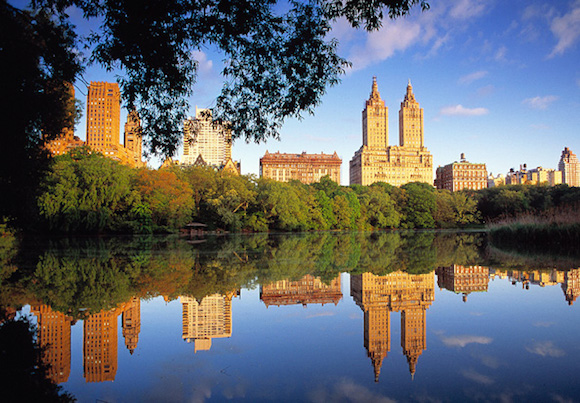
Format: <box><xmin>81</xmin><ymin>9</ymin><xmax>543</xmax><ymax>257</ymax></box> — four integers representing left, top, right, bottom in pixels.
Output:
<box><xmin>16</xmin><ymin>0</ymin><xmax>580</xmax><ymax>185</ymax></box>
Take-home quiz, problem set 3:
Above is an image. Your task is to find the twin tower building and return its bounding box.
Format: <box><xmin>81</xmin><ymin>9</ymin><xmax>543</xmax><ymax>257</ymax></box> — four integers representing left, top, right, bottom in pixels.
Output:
<box><xmin>349</xmin><ymin>77</ymin><xmax>433</xmax><ymax>186</ymax></box>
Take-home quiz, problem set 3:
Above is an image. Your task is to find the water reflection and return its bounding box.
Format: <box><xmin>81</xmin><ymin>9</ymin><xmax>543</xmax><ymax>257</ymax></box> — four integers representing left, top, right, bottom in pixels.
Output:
<box><xmin>351</xmin><ymin>271</ymin><xmax>434</xmax><ymax>381</ymax></box>
<box><xmin>260</xmin><ymin>275</ymin><xmax>342</xmax><ymax>307</ymax></box>
<box><xmin>180</xmin><ymin>292</ymin><xmax>237</xmax><ymax>352</ymax></box>
<box><xmin>2</xmin><ymin>231</ymin><xmax>580</xmax><ymax>401</ymax></box>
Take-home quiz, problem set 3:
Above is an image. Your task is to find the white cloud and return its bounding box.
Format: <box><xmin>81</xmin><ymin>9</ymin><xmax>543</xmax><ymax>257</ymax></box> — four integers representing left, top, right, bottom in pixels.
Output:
<box><xmin>525</xmin><ymin>340</ymin><xmax>565</xmax><ymax>357</ymax></box>
<box><xmin>494</xmin><ymin>45</ymin><xmax>508</xmax><ymax>62</ymax></box>
<box><xmin>450</xmin><ymin>0</ymin><xmax>488</xmax><ymax>20</ymax></box>
<box><xmin>349</xmin><ymin>20</ymin><xmax>421</xmax><ymax>70</ymax></box>
<box><xmin>461</xmin><ymin>368</ymin><xmax>495</xmax><ymax>385</ymax></box>
<box><xmin>458</xmin><ymin>70</ymin><xmax>488</xmax><ymax>84</ymax></box>
<box><xmin>192</xmin><ymin>50</ymin><xmax>214</xmax><ymax>74</ymax></box>
<box><xmin>549</xmin><ymin>2</ymin><xmax>580</xmax><ymax>57</ymax></box>
<box><xmin>522</xmin><ymin>95</ymin><xmax>559</xmax><ymax>109</ymax></box>
<box><xmin>441</xmin><ymin>334</ymin><xmax>493</xmax><ymax>347</ymax></box>
<box><xmin>440</xmin><ymin>105</ymin><xmax>489</xmax><ymax>116</ymax></box>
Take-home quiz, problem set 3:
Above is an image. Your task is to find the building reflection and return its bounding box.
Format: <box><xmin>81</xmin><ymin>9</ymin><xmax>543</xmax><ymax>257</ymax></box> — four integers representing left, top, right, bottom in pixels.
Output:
<box><xmin>30</xmin><ymin>298</ymin><xmax>142</xmax><ymax>384</ymax></box>
<box><xmin>180</xmin><ymin>291</ymin><xmax>238</xmax><ymax>352</ymax></box>
<box><xmin>350</xmin><ymin>271</ymin><xmax>434</xmax><ymax>382</ymax></box>
<box><xmin>122</xmin><ymin>297</ymin><xmax>141</xmax><ymax>355</ymax></box>
<box><xmin>436</xmin><ymin>265</ymin><xmax>489</xmax><ymax>302</ymax></box>
<box><xmin>83</xmin><ymin>307</ymin><xmax>121</xmax><ymax>382</ymax></box>
<box><xmin>562</xmin><ymin>268</ymin><xmax>580</xmax><ymax>305</ymax></box>
<box><xmin>260</xmin><ymin>274</ymin><xmax>342</xmax><ymax>307</ymax></box>
<box><xmin>30</xmin><ymin>305</ymin><xmax>73</xmax><ymax>384</ymax></box>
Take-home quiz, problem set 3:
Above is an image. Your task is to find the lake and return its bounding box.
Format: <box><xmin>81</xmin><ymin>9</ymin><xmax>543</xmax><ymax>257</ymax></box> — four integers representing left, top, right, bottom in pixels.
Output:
<box><xmin>3</xmin><ymin>231</ymin><xmax>580</xmax><ymax>402</ymax></box>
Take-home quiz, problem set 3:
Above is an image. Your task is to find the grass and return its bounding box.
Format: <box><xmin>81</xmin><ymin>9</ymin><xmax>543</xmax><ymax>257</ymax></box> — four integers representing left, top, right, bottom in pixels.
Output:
<box><xmin>487</xmin><ymin>205</ymin><xmax>580</xmax><ymax>254</ymax></box>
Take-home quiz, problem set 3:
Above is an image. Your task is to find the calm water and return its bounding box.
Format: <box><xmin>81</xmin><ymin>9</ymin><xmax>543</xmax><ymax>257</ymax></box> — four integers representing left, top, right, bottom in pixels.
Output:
<box><xmin>3</xmin><ymin>231</ymin><xmax>580</xmax><ymax>402</ymax></box>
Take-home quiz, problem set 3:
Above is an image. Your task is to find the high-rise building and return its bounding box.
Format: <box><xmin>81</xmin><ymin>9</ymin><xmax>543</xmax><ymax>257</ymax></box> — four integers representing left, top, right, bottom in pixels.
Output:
<box><xmin>350</xmin><ymin>78</ymin><xmax>433</xmax><ymax>186</ymax></box>
<box><xmin>558</xmin><ymin>147</ymin><xmax>580</xmax><ymax>187</ymax></box>
<box><xmin>435</xmin><ymin>154</ymin><xmax>487</xmax><ymax>191</ymax></box>
<box><xmin>259</xmin><ymin>151</ymin><xmax>342</xmax><ymax>184</ymax></box>
<box><xmin>260</xmin><ymin>274</ymin><xmax>342</xmax><ymax>307</ymax></box>
<box><xmin>86</xmin><ymin>82</ymin><xmax>121</xmax><ymax>158</ymax></box>
<box><xmin>182</xmin><ymin>107</ymin><xmax>232</xmax><ymax>167</ymax></box>
<box><xmin>180</xmin><ymin>292</ymin><xmax>235</xmax><ymax>353</ymax></box>
<box><xmin>351</xmin><ymin>271</ymin><xmax>434</xmax><ymax>381</ymax></box>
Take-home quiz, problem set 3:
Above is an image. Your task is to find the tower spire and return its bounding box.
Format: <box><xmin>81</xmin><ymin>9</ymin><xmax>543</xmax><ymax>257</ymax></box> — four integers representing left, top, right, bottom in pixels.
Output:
<box><xmin>370</xmin><ymin>76</ymin><xmax>381</xmax><ymax>101</ymax></box>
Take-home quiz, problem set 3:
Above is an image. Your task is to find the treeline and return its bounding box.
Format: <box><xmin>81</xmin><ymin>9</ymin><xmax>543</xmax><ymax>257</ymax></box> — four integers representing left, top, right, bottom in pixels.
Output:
<box><xmin>31</xmin><ymin>149</ymin><xmax>580</xmax><ymax>233</ymax></box>
<box><xmin>2</xmin><ymin>232</ymin><xmax>485</xmax><ymax>317</ymax></box>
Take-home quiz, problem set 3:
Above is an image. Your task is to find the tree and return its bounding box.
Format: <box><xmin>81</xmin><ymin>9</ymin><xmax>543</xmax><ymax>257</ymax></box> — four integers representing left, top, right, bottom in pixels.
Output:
<box><xmin>0</xmin><ymin>1</ymin><xmax>82</xmax><ymax>223</ymax></box>
<box><xmin>401</xmin><ymin>182</ymin><xmax>436</xmax><ymax>228</ymax></box>
<box><xmin>36</xmin><ymin>151</ymin><xmax>135</xmax><ymax>232</ymax></box>
<box><xmin>29</xmin><ymin>0</ymin><xmax>429</xmax><ymax>158</ymax></box>
<box><xmin>134</xmin><ymin>169</ymin><xmax>195</xmax><ymax>230</ymax></box>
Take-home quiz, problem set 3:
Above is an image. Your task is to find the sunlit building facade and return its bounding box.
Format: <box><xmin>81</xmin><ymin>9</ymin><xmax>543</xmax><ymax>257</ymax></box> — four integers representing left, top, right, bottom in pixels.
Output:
<box><xmin>558</xmin><ymin>147</ymin><xmax>580</xmax><ymax>187</ymax></box>
<box><xmin>435</xmin><ymin>154</ymin><xmax>487</xmax><ymax>191</ymax></box>
<box><xmin>349</xmin><ymin>78</ymin><xmax>433</xmax><ymax>186</ymax></box>
<box><xmin>259</xmin><ymin>151</ymin><xmax>342</xmax><ymax>184</ymax></box>
<box><xmin>182</xmin><ymin>107</ymin><xmax>232</xmax><ymax>167</ymax></box>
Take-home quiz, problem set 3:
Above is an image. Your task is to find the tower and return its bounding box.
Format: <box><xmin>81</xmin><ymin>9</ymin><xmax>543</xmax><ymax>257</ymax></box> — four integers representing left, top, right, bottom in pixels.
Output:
<box><xmin>86</xmin><ymin>82</ymin><xmax>121</xmax><ymax>155</ymax></box>
<box><xmin>182</xmin><ymin>107</ymin><xmax>232</xmax><ymax>167</ymax></box>
<box><xmin>362</xmin><ymin>77</ymin><xmax>389</xmax><ymax>149</ymax></box>
<box><xmin>399</xmin><ymin>80</ymin><xmax>424</xmax><ymax>148</ymax></box>
<box><xmin>124</xmin><ymin>110</ymin><xmax>142</xmax><ymax>167</ymax></box>
<box><xmin>558</xmin><ymin>147</ymin><xmax>580</xmax><ymax>187</ymax></box>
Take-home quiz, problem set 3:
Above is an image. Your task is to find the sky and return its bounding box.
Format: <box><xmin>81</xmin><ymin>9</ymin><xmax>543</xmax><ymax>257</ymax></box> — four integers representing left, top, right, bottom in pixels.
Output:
<box><xmin>17</xmin><ymin>0</ymin><xmax>580</xmax><ymax>185</ymax></box>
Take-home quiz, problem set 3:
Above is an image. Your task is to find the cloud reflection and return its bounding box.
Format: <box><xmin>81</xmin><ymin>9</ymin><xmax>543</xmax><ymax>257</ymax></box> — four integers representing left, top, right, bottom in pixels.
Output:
<box><xmin>441</xmin><ymin>335</ymin><xmax>493</xmax><ymax>348</ymax></box>
<box><xmin>309</xmin><ymin>378</ymin><xmax>395</xmax><ymax>403</ymax></box>
<box><xmin>461</xmin><ymin>368</ymin><xmax>494</xmax><ymax>385</ymax></box>
<box><xmin>525</xmin><ymin>341</ymin><xmax>565</xmax><ymax>357</ymax></box>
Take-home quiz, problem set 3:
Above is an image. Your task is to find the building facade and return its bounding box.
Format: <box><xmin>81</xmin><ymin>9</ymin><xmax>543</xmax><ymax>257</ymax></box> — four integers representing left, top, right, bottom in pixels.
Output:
<box><xmin>259</xmin><ymin>151</ymin><xmax>342</xmax><ymax>184</ymax></box>
<box><xmin>84</xmin><ymin>82</ymin><xmax>142</xmax><ymax>167</ymax></box>
<box><xmin>558</xmin><ymin>147</ymin><xmax>580</xmax><ymax>187</ymax></box>
<box><xmin>349</xmin><ymin>78</ymin><xmax>433</xmax><ymax>186</ymax></box>
<box><xmin>527</xmin><ymin>166</ymin><xmax>562</xmax><ymax>186</ymax></box>
<box><xmin>435</xmin><ymin>154</ymin><xmax>487</xmax><ymax>191</ymax></box>
<box><xmin>182</xmin><ymin>107</ymin><xmax>232</xmax><ymax>167</ymax></box>
<box><xmin>86</xmin><ymin>82</ymin><xmax>121</xmax><ymax>159</ymax></box>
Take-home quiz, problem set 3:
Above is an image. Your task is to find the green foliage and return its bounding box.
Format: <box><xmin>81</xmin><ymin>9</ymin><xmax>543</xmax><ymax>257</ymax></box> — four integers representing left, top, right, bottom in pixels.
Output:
<box><xmin>28</xmin><ymin>0</ymin><xmax>428</xmax><ymax>157</ymax></box>
<box><xmin>401</xmin><ymin>182</ymin><xmax>436</xmax><ymax>228</ymax></box>
<box><xmin>37</xmin><ymin>152</ymin><xmax>135</xmax><ymax>232</ymax></box>
<box><xmin>134</xmin><ymin>168</ymin><xmax>195</xmax><ymax>230</ymax></box>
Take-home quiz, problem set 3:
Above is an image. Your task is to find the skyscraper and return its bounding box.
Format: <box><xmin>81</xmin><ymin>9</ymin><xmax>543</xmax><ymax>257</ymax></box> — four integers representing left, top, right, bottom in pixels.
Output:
<box><xmin>86</xmin><ymin>82</ymin><xmax>121</xmax><ymax>158</ymax></box>
<box><xmin>558</xmin><ymin>147</ymin><xmax>580</xmax><ymax>187</ymax></box>
<box><xmin>350</xmin><ymin>78</ymin><xmax>433</xmax><ymax>186</ymax></box>
<box><xmin>182</xmin><ymin>107</ymin><xmax>232</xmax><ymax>167</ymax></box>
